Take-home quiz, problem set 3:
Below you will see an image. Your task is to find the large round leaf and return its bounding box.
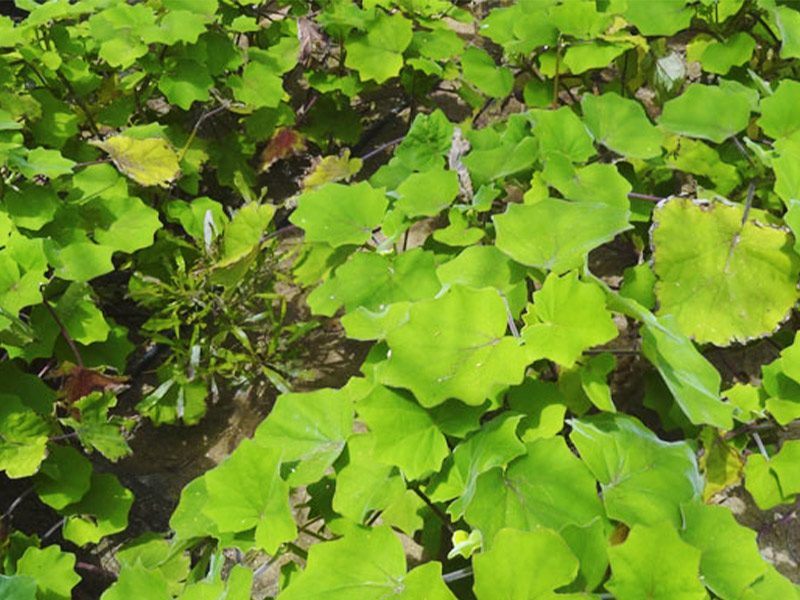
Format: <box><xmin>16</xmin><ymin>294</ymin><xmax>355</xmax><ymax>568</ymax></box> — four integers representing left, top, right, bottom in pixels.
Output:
<box><xmin>658</xmin><ymin>84</ymin><xmax>751</xmax><ymax>144</ymax></box>
<box><xmin>290</xmin><ymin>182</ymin><xmax>388</xmax><ymax>248</ymax></box>
<box><xmin>607</xmin><ymin>522</ymin><xmax>706</xmax><ymax>600</ymax></box>
<box><xmin>582</xmin><ymin>92</ymin><xmax>663</xmax><ymax>159</ymax></box>
<box><xmin>494</xmin><ymin>198</ymin><xmax>630</xmax><ymax>273</ymax></box>
<box><xmin>379</xmin><ymin>285</ymin><xmax>531</xmax><ymax>407</ymax></box>
<box><xmin>652</xmin><ymin>198</ymin><xmax>800</xmax><ymax>345</ymax></box>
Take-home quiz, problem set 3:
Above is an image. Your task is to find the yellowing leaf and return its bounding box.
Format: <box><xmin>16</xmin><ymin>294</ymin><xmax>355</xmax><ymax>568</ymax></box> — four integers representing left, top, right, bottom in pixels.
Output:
<box><xmin>91</xmin><ymin>135</ymin><xmax>180</xmax><ymax>188</ymax></box>
<box><xmin>302</xmin><ymin>149</ymin><xmax>363</xmax><ymax>189</ymax></box>
<box><xmin>699</xmin><ymin>429</ymin><xmax>744</xmax><ymax>501</ymax></box>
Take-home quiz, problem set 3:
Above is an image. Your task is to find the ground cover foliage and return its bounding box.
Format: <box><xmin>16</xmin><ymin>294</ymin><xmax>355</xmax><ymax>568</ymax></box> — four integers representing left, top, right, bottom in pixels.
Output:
<box><xmin>2</xmin><ymin>0</ymin><xmax>800</xmax><ymax>598</ymax></box>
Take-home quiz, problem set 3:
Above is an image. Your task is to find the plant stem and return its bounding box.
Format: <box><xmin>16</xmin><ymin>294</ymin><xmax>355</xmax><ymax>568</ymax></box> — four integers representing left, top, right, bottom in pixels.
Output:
<box><xmin>411</xmin><ymin>485</ymin><xmax>455</xmax><ymax>533</ymax></box>
<box><xmin>42</xmin><ymin>297</ymin><xmax>84</xmax><ymax>368</ymax></box>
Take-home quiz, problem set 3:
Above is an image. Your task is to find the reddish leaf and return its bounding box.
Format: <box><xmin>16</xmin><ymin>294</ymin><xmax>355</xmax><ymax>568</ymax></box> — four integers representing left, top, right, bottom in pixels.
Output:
<box><xmin>54</xmin><ymin>362</ymin><xmax>129</xmax><ymax>405</ymax></box>
<box><xmin>259</xmin><ymin>128</ymin><xmax>306</xmax><ymax>173</ymax></box>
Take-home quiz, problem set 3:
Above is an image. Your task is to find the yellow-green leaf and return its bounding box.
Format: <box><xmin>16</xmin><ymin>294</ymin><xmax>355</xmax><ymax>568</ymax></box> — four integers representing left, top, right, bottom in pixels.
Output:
<box><xmin>91</xmin><ymin>135</ymin><xmax>180</xmax><ymax>188</ymax></box>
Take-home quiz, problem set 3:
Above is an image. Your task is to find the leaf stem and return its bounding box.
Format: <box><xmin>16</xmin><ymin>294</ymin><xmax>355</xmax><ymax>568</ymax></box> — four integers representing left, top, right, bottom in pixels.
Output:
<box><xmin>1</xmin><ymin>486</ymin><xmax>35</xmax><ymax>520</ymax></box>
<box><xmin>627</xmin><ymin>192</ymin><xmax>665</xmax><ymax>202</ymax></box>
<box><xmin>411</xmin><ymin>485</ymin><xmax>455</xmax><ymax>533</ymax></box>
<box><xmin>442</xmin><ymin>566</ymin><xmax>472</xmax><ymax>583</ymax></box>
<box><xmin>42</xmin><ymin>297</ymin><xmax>84</xmax><ymax>368</ymax></box>
<box><xmin>753</xmin><ymin>432</ymin><xmax>769</xmax><ymax>460</ymax></box>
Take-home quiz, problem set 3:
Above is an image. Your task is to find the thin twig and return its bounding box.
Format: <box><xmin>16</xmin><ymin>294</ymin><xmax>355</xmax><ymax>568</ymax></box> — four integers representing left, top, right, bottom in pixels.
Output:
<box><xmin>359</xmin><ymin>136</ymin><xmax>405</xmax><ymax>161</ymax></box>
<box><xmin>56</xmin><ymin>71</ymin><xmax>100</xmax><ymax>137</ymax></box>
<box><xmin>442</xmin><ymin>566</ymin><xmax>473</xmax><ymax>583</ymax></box>
<box><xmin>42</xmin><ymin>517</ymin><xmax>66</xmax><ymax>540</ymax></box>
<box><xmin>42</xmin><ymin>297</ymin><xmax>83</xmax><ymax>368</ymax></box>
<box><xmin>753</xmin><ymin>432</ymin><xmax>769</xmax><ymax>460</ymax></box>
<box><xmin>627</xmin><ymin>192</ymin><xmax>666</xmax><ymax>202</ymax></box>
<box><xmin>723</xmin><ymin>421</ymin><xmax>776</xmax><ymax>441</ymax></box>
<box><xmin>758</xmin><ymin>15</ymin><xmax>781</xmax><ymax>45</ymax></box>
<box><xmin>732</xmin><ymin>136</ymin><xmax>755</xmax><ymax>167</ymax></box>
<box><xmin>411</xmin><ymin>485</ymin><xmax>455</xmax><ymax>533</ymax></box>
<box><xmin>552</xmin><ymin>37</ymin><xmax>562</xmax><ymax>107</ymax></box>
<box><xmin>501</xmin><ymin>294</ymin><xmax>520</xmax><ymax>338</ymax></box>
<box><xmin>2</xmin><ymin>487</ymin><xmax>34</xmax><ymax>520</ymax></box>
<box><xmin>178</xmin><ymin>101</ymin><xmax>232</xmax><ymax>162</ymax></box>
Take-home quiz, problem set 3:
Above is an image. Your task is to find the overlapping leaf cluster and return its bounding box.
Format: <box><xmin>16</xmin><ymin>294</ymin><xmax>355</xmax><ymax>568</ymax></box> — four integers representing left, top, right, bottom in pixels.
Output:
<box><xmin>3</xmin><ymin>0</ymin><xmax>800</xmax><ymax>598</ymax></box>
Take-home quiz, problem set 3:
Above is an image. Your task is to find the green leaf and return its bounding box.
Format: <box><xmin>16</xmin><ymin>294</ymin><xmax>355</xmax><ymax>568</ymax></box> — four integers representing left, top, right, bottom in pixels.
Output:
<box><xmin>530</xmin><ymin>106</ymin><xmax>595</xmax><ymax>163</ymax></box>
<box><xmin>164</xmin><ymin>0</ymin><xmax>218</xmax><ymax>15</ymax></box>
<box><xmin>99</xmin><ymin>565</ymin><xmax>170</xmax><ymax>600</ymax></box>
<box><xmin>773</xmin><ymin>138</ymin><xmax>800</xmax><ymax>204</ymax></box>
<box><xmin>652</xmin><ymin>198</ymin><xmax>800</xmax><ymax>345</ymax></box>
<box><xmin>563</xmin><ymin>41</ymin><xmax>630</xmax><ymax>75</ymax></box>
<box><xmin>680</xmin><ymin>502</ymin><xmax>767</xmax><ymax>599</ymax></box>
<box><xmin>169</xmin><ymin>477</ymin><xmax>219</xmax><ymax>541</ymax></box>
<box><xmin>768</xmin><ymin>439</ymin><xmax>800</xmax><ymax>497</ymax></box>
<box><xmin>472</xmin><ymin>528</ymin><xmax>578</xmax><ymax>600</ymax></box>
<box><xmin>759</xmin><ymin>79</ymin><xmax>800</xmax><ymax>140</ymax></box>
<box><xmin>280</xmin><ymin>526</ymin><xmax>454</xmax><ymax>599</ymax></box>
<box><xmin>393</xmin><ymin>167</ymin><xmax>459</xmax><ymax>217</ymax></box>
<box><xmin>35</xmin><ymin>445</ymin><xmax>92</xmax><ymax>510</ymax></box>
<box><xmin>0</xmin><ymin>394</ymin><xmax>49</xmax><ymax>478</ymax></box>
<box><xmin>658</xmin><ymin>84</ymin><xmax>751</xmax><ymax>143</ymax></box>
<box><xmin>91</xmin><ymin>136</ymin><xmax>180</xmax><ymax>188</ymax></box>
<box><xmin>464</xmin><ymin>437</ymin><xmax>605</xmax><ymax>543</ymax></box>
<box><xmin>742</xmin><ymin>565</ymin><xmax>800</xmax><ymax>600</ymax></box>
<box><xmin>204</xmin><ymin>439</ymin><xmax>296</xmax><ymax>553</ymax></box>
<box><xmin>379</xmin><ymin>285</ymin><xmax>531</xmax><ymax>407</ymax></box>
<box><xmin>290</xmin><ymin>182</ymin><xmax>388</xmax><ymax>248</ymax></box>
<box><xmin>332</xmin><ymin>433</ymin><xmax>405</xmax><ymax>523</ymax></box>
<box><xmin>52</xmin><ymin>282</ymin><xmax>111</xmax><ymax>346</ymax></box>
<box><xmin>580</xmin><ymin>352</ymin><xmax>616</xmax><ymax>412</ymax></box>
<box><xmin>522</xmin><ymin>272</ymin><xmax>618</xmax><ymax>368</ymax></box>
<box><xmin>356</xmin><ymin>385</ymin><xmax>448</xmax><ymax>480</ymax></box>
<box><xmin>581</xmin><ymin>92</ymin><xmax>663</xmax><ymax>159</ymax></box>
<box><xmin>691</xmin><ymin>32</ymin><xmax>756</xmax><ymax>74</ymax></box>
<box><xmin>570</xmin><ymin>414</ymin><xmax>702</xmax><ymax>527</ymax></box>
<box><xmin>665</xmin><ymin>138</ymin><xmax>740</xmax><ymax>196</ymax></box>
<box><xmin>427</xmin><ymin>413</ymin><xmax>526</xmax><ymax>517</ymax></box>
<box><xmin>219</xmin><ymin>202</ymin><xmax>275</xmax><ymax>263</ymax></box>
<box><xmin>623</xmin><ymin>0</ymin><xmax>693</xmax><ymax>36</ymax></box>
<box><xmin>254</xmin><ymin>387</ymin><xmax>353</xmax><ymax>486</ymax></box>
<box><xmin>0</xmin><ymin>575</ymin><xmax>37</xmax><ymax>600</ymax></box>
<box><xmin>494</xmin><ymin>198</ymin><xmax>630</xmax><ymax>272</ymax></box>
<box><xmin>63</xmin><ymin>473</ymin><xmax>133</xmax><ymax>546</ymax></box>
<box><xmin>2</xmin><ymin>185</ymin><xmax>59</xmax><ymax>231</ymax></box>
<box><xmin>144</xmin><ymin>10</ymin><xmax>208</xmax><ymax>45</ymax></box>
<box><xmin>508</xmin><ymin>379</ymin><xmax>567</xmax><ymax>441</ymax></box>
<box><xmin>307</xmin><ymin>249</ymin><xmax>441</xmax><ymax>317</ymax></box>
<box><xmin>392</xmin><ymin>110</ymin><xmax>453</xmax><ymax>173</ymax></box>
<box><xmin>13</xmin><ymin>147</ymin><xmax>75</xmax><ymax>179</ymax></box>
<box><xmin>559</xmin><ymin>519</ymin><xmax>609</xmax><ymax>593</ymax></box>
<box><xmin>393</xmin><ymin>562</ymin><xmax>456</xmax><ymax>600</ymax></box>
<box><xmin>230</xmin><ymin>61</ymin><xmax>285</xmax><ymax>108</ymax></box>
<box><xmin>608</xmin><ymin>292</ymin><xmax>732</xmax><ymax>429</ymax></box>
<box><xmin>607</xmin><ymin>522</ymin><xmax>706</xmax><ymax>600</ymax></box>
<box><xmin>92</xmin><ymin>196</ymin><xmax>162</xmax><ymax>254</ymax></box>
<box><xmin>158</xmin><ymin>59</ymin><xmax>213</xmax><ymax>111</ymax></box>
<box><xmin>164</xmin><ymin>197</ymin><xmax>228</xmax><ymax>241</ymax></box>
<box><xmin>461</xmin><ymin>47</ymin><xmax>513</xmax><ymax>98</ymax></box>
<box><xmin>16</xmin><ymin>546</ymin><xmax>81</xmax><ymax>600</ymax></box>
<box><xmin>345</xmin><ymin>12</ymin><xmax>413</xmax><ymax>83</ymax></box>
<box><xmin>776</xmin><ymin>5</ymin><xmax>800</xmax><ymax>60</ymax></box>
<box><xmin>744</xmin><ymin>452</ymin><xmax>795</xmax><ymax>510</ymax></box>
<box><xmin>63</xmin><ymin>392</ymin><xmax>131</xmax><ymax>461</ymax></box>
<box><xmin>47</xmin><ymin>241</ymin><xmax>115</xmax><ymax>282</ymax></box>
<box><xmin>436</xmin><ymin>245</ymin><xmax>528</xmax><ymax>315</ymax></box>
